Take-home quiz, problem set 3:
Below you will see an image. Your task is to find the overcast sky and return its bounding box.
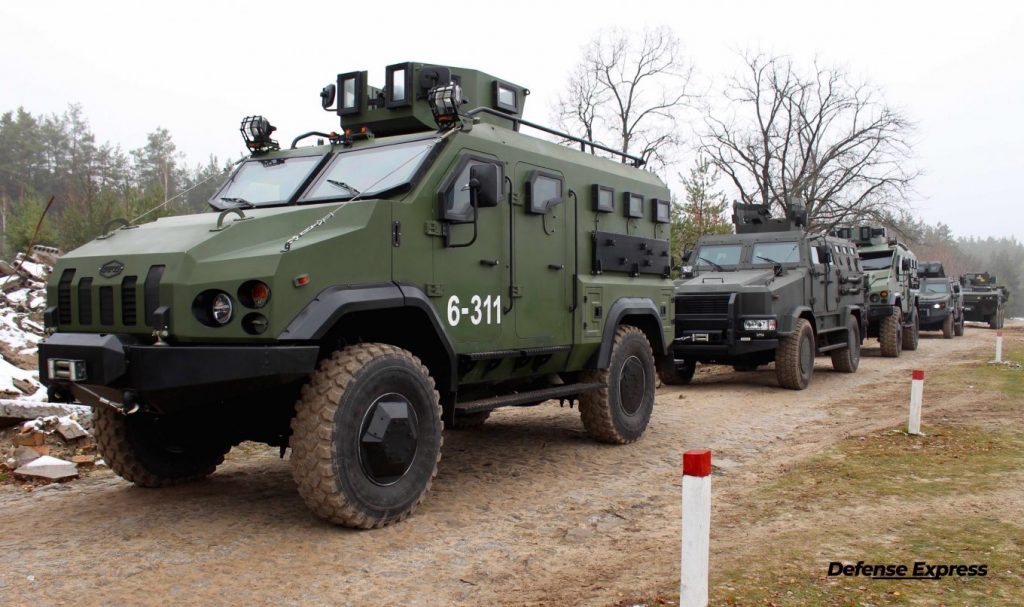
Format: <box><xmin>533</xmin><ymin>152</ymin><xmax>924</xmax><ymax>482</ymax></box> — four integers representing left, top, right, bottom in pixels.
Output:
<box><xmin>1</xmin><ymin>0</ymin><xmax>1021</xmax><ymax>239</ymax></box>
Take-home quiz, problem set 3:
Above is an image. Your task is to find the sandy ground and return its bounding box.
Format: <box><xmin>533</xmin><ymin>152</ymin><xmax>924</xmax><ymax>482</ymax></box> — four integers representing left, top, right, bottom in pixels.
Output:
<box><xmin>0</xmin><ymin>322</ymin><xmax>1013</xmax><ymax>606</ymax></box>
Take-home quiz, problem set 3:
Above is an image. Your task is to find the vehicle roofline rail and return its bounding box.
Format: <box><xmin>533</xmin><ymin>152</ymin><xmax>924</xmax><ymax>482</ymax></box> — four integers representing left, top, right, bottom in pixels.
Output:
<box><xmin>465</xmin><ymin>107</ymin><xmax>646</xmax><ymax>168</ymax></box>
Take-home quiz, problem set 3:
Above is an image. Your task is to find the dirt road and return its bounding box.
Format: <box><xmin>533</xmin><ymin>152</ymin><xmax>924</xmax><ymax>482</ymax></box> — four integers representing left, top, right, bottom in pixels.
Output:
<box><xmin>0</xmin><ymin>324</ymin><xmax>1010</xmax><ymax>606</ymax></box>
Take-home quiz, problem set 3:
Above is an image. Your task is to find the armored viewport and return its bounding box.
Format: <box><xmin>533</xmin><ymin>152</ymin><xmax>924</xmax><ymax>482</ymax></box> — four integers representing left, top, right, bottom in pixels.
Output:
<box><xmin>731</xmin><ymin>198</ymin><xmax>807</xmax><ymax>234</ymax></box>
<box><xmin>843</xmin><ymin>225</ymin><xmax>893</xmax><ymax>247</ymax></box>
<box><xmin>918</xmin><ymin>261</ymin><xmax>945</xmax><ymax>278</ymax></box>
<box><xmin>324</xmin><ymin>62</ymin><xmax>529</xmax><ymax>137</ymax></box>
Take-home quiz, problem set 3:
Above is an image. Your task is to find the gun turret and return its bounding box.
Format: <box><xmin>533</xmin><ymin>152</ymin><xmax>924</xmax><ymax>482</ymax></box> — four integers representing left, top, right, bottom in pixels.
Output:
<box><xmin>732</xmin><ymin>197</ymin><xmax>807</xmax><ymax>234</ymax></box>
<box><xmin>917</xmin><ymin>261</ymin><xmax>945</xmax><ymax>278</ymax></box>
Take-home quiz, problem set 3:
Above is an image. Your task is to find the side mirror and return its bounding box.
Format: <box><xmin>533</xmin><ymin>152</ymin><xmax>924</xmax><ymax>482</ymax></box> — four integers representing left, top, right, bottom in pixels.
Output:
<box><xmin>901</xmin><ymin>258</ymin><xmax>912</xmax><ymax>272</ymax></box>
<box><xmin>469</xmin><ymin>164</ymin><xmax>500</xmax><ymax>208</ymax></box>
<box><xmin>320</xmin><ymin>83</ymin><xmax>336</xmax><ymax>110</ymax></box>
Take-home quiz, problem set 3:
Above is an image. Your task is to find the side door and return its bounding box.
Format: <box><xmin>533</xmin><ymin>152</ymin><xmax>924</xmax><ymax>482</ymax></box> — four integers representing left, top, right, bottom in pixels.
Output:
<box><xmin>512</xmin><ymin>163</ymin><xmax>570</xmax><ymax>344</ymax></box>
<box><xmin>808</xmin><ymin>238</ymin><xmax>830</xmax><ymax>312</ymax></box>
<box><xmin>431</xmin><ymin>152</ymin><xmax>508</xmax><ymax>349</ymax></box>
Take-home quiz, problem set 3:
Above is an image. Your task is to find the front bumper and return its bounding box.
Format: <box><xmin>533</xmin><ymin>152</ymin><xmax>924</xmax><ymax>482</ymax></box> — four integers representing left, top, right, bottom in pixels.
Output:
<box><xmin>39</xmin><ymin>333</ymin><xmax>319</xmax><ymax>394</ymax></box>
<box><xmin>918</xmin><ymin>305</ymin><xmax>951</xmax><ymax>326</ymax></box>
<box><xmin>867</xmin><ymin>304</ymin><xmax>895</xmax><ymax>321</ymax></box>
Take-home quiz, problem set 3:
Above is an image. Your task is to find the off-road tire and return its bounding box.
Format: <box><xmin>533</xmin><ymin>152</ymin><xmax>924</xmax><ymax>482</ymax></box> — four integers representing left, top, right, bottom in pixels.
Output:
<box><xmin>879</xmin><ymin>306</ymin><xmax>903</xmax><ymax>358</ymax></box>
<box><xmin>452</xmin><ymin>411</ymin><xmax>490</xmax><ymax>429</ymax></box>
<box><xmin>93</xmin><ymin>406</ymin><xmax>230</xmax><ymax>488</ymax></box>
<box><xmin>942</xmin><ymin>313</ymin><xmax>954</xmax><ymax>339</ymax></box>
<box><xmin>579</xmin><ymin>325</ymin><xmax>656</xmax><ymax>444</ymax></box>
<box><xmin>902</xmin><ymin>306</ymin><xmax>920</xmax><ymax>351</ymax></box>
<box><xmin>657</xmin><ymin>354</ymin><xmax>696</xmax><ymax>386</ymax></box>
<box><xmin>775</xmin><ymin>318</ymin><xmax>815</xmax><ymax>390</ymax></box>
<box><xmin>990</xmin><ymin>309</ymin><xmax>1003</xmax><ymax>329</ymax></box>
<box><xmin>289</xmin><ymin>344</ymin><xmax>442</xmax><ymax>528</ymax></box>
<box><xmin>830</xmin><ymin>315</ymin><xmax>861</xmax><ymax>373</ymax></box>
<box><xmin>954</xmin><ymin>315</ymin><xmax>965</xmax><ymax>336</ymax></box>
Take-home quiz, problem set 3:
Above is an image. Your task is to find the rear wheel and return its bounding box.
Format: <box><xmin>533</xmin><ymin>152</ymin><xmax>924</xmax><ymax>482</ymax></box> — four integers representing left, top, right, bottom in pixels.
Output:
<box><xmin>902</xmin><ymin>307</ymin><xmax>920</xmax><ymax>351</ymax></box>
<box><xmin>580</xmin><ymin>326</ymin><xmax>656</xmax><ymax>444</ymax></box>
<box><xmin>289</xmin><ymin>344</ymin><xmax>442</xmax><ymax>528</ymax></box>
<box><xmin>657</xmin><ymin>354</ymin><xmax>696</xmax><ymax>386</ymax></box>
<box><xmin>954</xmin><ymin>315</ymin><xmax>965</xmax><ymax>336</ymax></box>
<box><xmin>879</xmin><ymin>306</ymin><xmax>902</xmax><ymax>357</ymax></box>
<box><xmin>942</xmin><ymin>313</ymin><xmax>953</xmax><ymax>339</ymax></box>
<box><xmin>93</xmin><ymin>406</ymin><xmax>231</xmax><ymax>488</ymax></box>
<box><xmin>776</xmin><ymin>318</ymin><xmax>814</xmax><ymax>390</ymax></box>
<box><xmin>831</xmin><ymin>315</ymin><xmax>861</xmax><ymax>373</ymax></box>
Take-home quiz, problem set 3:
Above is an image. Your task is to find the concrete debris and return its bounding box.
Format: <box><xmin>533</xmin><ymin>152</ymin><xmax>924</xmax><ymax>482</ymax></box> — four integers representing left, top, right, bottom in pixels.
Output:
<box><xmin>14</xmin><ymin>455</ymin><xmax>78</xmax><ymax>480</ymax></box>
<box><xmin>14</xmin><ymin>445</ymin><xmax>42</xmax><ymax>467</ymax></box>
<box><xmin>0</xmin><ymin>400</ymin><xmax>92</xmax><ymax>426</ymax></box>
<box><xmin>70</xmin><ymin>454</ymin><xmax>96</xmax><ymax>465</ymax></box>
<box><xmin>14</xmin><ymin>430</ymin><xmax>45</xmax><ymax>447</ymax></box>
<box><xmin>56</xmin><ymin>417</ymin><xmax>88</xmax><ymax>440</ymax></box>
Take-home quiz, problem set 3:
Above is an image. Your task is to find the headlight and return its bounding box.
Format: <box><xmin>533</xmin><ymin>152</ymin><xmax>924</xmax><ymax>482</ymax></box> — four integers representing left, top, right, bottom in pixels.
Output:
<box><xmin>743</xmin><ymin>319</ymin><xmax>777</xmax><ymax>331</ymax></box>
<box><xmin>932</xmin><ymin>302</ymin><xmax>942</xmax><ymax>309</ymax></box>
<box><xmin>211</xmin><ymin>293</ymin><xmax>234</xmax><ymax>325</ymax></box>
<box><xmin>870</xmin><ymin>294</ymin><xmax>880</xmax><ymax>303</ymax></box>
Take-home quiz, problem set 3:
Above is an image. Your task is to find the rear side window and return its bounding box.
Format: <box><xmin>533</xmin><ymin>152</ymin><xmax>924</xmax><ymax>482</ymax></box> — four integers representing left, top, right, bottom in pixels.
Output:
<box><xmin>525</xmin><ymin>170</ymin><xmax>564</xmax><ymax>214</ymax></box>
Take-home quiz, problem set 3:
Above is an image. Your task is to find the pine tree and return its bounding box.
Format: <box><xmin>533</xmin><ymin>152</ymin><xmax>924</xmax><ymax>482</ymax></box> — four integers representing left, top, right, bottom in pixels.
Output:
<box><xmin>671</xmin><ymin>156</ymin><xmax>733</xmax><ymax>263</ymax></box>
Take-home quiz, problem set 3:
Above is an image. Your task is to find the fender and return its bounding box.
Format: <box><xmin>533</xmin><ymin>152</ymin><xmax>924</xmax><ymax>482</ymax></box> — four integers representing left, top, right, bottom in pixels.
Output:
<box><xmin>780</xmin><ymin>305</ymin><xmax>814</xmax><ymax>335</ymax></box>
<box><xmin>592</xmin><ymin>297</ymin><xmax>666</xmax><ymax>369</ymax></box>
<box><xmin>278</xmin><ymin>282</ymin><xmax>457</xmax><ymax>388</ymax></box>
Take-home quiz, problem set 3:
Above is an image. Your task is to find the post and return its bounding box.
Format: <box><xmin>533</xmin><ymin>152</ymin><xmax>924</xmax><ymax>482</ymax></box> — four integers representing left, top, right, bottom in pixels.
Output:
<box><xmin>680</xmin><ymin>449</ymin><xmax>711</xmax><ymax>607</ymax></box>
<box><xmin>995</xmin><ymin>330</ymin><xmax>1003</xmax><ymax>363</ymax></box>
<box><xmin>908</xmin><ymin>369</ymin><xmax>924</xmax><ymax>435</ymax></box>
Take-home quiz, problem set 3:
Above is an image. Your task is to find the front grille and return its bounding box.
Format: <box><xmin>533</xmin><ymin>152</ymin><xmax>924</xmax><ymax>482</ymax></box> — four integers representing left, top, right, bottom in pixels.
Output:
<box><xmin>78</xmin><ymin>278</ymin><xmax>93</xmax><ymax>325</ymax></box>
<box><xmin>99</xmin><ymin>286</ymin><xmax>114</xmax><ymax>326</ymax></box>
<box><xmin>57</xmin><ymin>269</ymin><xmax>75</xmax><ymax>325</ymax></box>
<box><xmin>677</xmin><ymin>294</ymin><xmax>731</xmax><ymax>316</ymax></box>
<box><xmin>121</xmin><ymin>276</ymin><xmax>138</xmax><ymax>325</ymax></box>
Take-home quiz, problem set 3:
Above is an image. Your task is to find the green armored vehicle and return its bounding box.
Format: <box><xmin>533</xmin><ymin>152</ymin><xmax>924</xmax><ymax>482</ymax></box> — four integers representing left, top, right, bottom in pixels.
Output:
<box><xmin>916</xmin><ymin>262</ymin><xmax>964</xmax><ymax>338</ymax></box>
<box><xmin>960</xmin><ymin>272</ymin><xmax>1009</xmax><ymax>329</ymax></box>
<box><xmin>38</xmin><ymin>62</ymin><xmax>676</xmax><ymax>528</ymax></box>
<box><xmin>843</xmin><ymin>226</ymin><xmax>920</xmax><ymax>357</ymax></box>
<box><xmin>662</xmin><ymin>200</ymin><xmax>865</xmax><ymax>390</ymax></box>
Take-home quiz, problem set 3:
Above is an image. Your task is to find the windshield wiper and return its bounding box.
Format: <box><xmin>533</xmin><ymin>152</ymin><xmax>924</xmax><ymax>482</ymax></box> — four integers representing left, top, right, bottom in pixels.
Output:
<box><xmin>756</xmin><ymin>255</ymin><xmax>783</xmax><ymax>265</ymax></box>
<box><xmin>220</xmin><ymin>197</ymin><xmax>255</xmax><ymax>209</ymax></box>
<box><xmin>698</xmin><ymin>256</ymin><xmax>725</xmax><ymax>272</ymax></box>
<box><xmin>326</xmin><ymin>179</ymin><xmax>360</xmax><ymax>197</ymax></box>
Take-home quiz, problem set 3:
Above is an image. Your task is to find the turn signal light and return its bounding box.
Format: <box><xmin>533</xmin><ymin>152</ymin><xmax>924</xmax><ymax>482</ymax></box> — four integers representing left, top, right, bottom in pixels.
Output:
<box><xmin>238</xmin><ymin>280</ymin><xmax>271</xmax><ymax>309</ymax></box>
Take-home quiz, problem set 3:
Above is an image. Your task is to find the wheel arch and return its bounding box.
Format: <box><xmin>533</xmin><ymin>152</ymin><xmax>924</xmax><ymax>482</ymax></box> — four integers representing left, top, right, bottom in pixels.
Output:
<box><xmin>590</xmin><ymin>297</ymin><xmax>666</xmax><ymax>369</ymax></box>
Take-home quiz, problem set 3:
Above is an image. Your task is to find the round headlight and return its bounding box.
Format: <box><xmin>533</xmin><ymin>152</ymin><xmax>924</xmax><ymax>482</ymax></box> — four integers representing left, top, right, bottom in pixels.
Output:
<box><xmin>870</xmin><ymin>294</ymin><xmax>880</xmax><ymax>303</ymax></box>
<box><xmin>211</xmin><ymin>293</ymin><xmax>234</xmax><ymax>325</ymax></box>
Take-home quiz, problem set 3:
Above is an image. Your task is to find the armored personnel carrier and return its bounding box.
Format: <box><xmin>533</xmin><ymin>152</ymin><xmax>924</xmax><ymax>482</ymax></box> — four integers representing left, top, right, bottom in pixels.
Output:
<box><xmin>662</xmin><ymin>199</ymin><xmax>865</xmax><ymax>390</ymax></box>
<box><xmin>843</xmin><ymin>226</ymin><xmax>920</xmax><ymax>357</ymax></box>
<box><xmin>960</xmin><ymin>272</ymin><xmax>1009</xmax><ymax>329</ymax></box>
<box><xmin>916</xmin><ymin>262</ymin><xmax>964</xmax><ymax>338</ymax></box>
<box><xmin>37</xmin><ymin>62</ymin><xmax>676</xmax><ymax>528</ymax></box>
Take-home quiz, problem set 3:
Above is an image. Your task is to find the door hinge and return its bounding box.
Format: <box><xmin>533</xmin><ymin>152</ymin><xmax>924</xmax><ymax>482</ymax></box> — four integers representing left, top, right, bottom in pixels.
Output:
<box><xmin>392</xmin><ymin>220</ymin><xmax>401</xmax><ymax>247</ymax></box>
<box><xmin>426</xmin><ymin>283</ymin><xmax>444</xmax><ymax>297</ymax></box>
<box><xmin>511</xmin><ymin>285</ymin><xmax>523</xmax><ymax>298</ymax></box>
<box><xmin>424</xmin><ymin>221</ymin><xmax>443</xmax><ymax>236</ymax></box>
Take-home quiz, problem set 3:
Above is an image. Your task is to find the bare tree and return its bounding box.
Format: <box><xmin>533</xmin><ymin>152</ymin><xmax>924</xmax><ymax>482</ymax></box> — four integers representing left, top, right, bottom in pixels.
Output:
<box><xmin>701</xmin><ymin>52</ymin><xmax>919</xmax><ymax>230</ymax></box>
<box><xmin>553</xmin><ymin>26</ymin><xmax>694</xmax><ymax>170</ymax></box>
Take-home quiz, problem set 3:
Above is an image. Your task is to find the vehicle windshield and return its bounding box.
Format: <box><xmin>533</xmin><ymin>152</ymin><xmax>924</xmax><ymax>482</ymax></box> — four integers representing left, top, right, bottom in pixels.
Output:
<box><xmin>211</xmin><ymin>155</ymin><xmax>323</xmax><ymax>209</ymax></box>
<box><xmin>302</xmin><ymin>138</ymin><xmax>436</xmax><ymax>203</ymax></box>
<box><xmin>752</xmin><ymin>241</ymin><xmax>801</xmax><ymax>264</ymax></box>
<box><xmin>859</xmin><ymin>250</ymin><xmax>894</xmax><ymax>270</ymax></box>
<box><xmin>695</xmin><ymin>244</ymin><xmax>743</xmax><ymax>269</ymax></box>
<box><xmin>922</xmin><ymin>281</ymin><xmax>949</xmax><ymax>295</ymax></box>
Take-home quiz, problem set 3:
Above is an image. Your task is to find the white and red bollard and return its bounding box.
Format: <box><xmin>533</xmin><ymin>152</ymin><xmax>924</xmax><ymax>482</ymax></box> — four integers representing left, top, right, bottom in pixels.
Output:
<box><xmin>995</xmin><ymin>330</ymin><xmax>1003</xmax><ymax>363</ymax></box>
<box><xmin>680</xmin><ymin>449</ymin><xmax>711</xmax><ymax>607</ymax></box>
<box><xmin>908</xmin><ymin>370</ymin><xmax>924</xmax><ymax>435</ymax></box>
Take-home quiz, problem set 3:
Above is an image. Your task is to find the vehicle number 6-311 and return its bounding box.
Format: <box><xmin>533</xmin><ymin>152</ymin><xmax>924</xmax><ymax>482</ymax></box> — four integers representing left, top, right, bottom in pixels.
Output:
<box><xmin>447</xmin><ymin>295</ymin><xmax>501</xmax><ymax>326</ymax></box>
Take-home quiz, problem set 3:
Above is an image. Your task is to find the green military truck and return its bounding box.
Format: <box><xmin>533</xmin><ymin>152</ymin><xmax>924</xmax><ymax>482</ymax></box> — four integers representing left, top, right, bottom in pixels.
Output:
<box><xmin>960</xmin><ymin>272</ymin><xmax>1009</xmax><ymax>329</ymax></box>
<box><xmin>916</xmin><ymin>261</ymin><xmax>965</xmax><ymax>338</ymax></box>
<box><xmin>662</xmin><ymin>200</ymin><xmax>865</xmax><ymax>390</ymax></box>
<box><xmin>843</xmin><ymin>226</ymin><xmax>920</xmax><ymax>357</ymax></box>
<box><xmin>38</xmin><ymin>62</ymin><xmax>676</xmax><ymax>528</ymax></box>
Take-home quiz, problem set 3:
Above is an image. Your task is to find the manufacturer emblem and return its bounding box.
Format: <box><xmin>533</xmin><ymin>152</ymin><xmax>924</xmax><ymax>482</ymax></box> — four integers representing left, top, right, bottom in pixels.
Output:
<box><xmin>99</xmin><ymin>260</ymin><xmax>125</xmax><ymax>278</ymax></box>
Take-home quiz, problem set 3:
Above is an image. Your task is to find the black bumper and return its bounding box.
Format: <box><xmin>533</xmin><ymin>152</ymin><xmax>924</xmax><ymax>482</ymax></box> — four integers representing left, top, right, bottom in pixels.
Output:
<box><xmin>918</xmin><ymin>306</ymin><xmax>951</xmax><ymax>327</ymax></box>
<box><xmin>867</xmin><ymin>305</ymin><xmax>894</xmax><ymax>321</ymax></box>
<box><xmin>39</xmin><ymin>333</ymin><xmax>320</xmax><ymax>392</ymax></box>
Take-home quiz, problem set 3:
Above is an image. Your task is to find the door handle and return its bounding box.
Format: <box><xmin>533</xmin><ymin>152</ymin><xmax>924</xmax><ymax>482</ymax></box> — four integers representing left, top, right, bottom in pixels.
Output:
<box><xmin>479</xmin><ymin>259</ymin><xmax>499</xmax><ymax>267</ymax></box>
<box><xmin>548</xmin><ymin>264</ymin><xmax>564</xmax><ymax>271</ymax></box>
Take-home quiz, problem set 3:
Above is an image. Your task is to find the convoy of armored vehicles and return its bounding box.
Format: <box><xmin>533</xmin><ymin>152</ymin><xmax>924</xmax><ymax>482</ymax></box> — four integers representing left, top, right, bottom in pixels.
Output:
<box><xmin>35</xmin><ymin>61</ymin><xmax>1011</xmax><ymax>528</ymax></box>
<box><xmin>960</xmin><ymin>272</ymin><xmax>1009</xmax><ymax>329</ymax></box>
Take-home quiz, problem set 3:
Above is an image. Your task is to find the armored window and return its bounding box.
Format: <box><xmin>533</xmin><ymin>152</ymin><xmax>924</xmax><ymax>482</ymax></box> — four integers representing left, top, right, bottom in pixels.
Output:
<box><xmin>695</xmin><ymin>244</ymin><xmax>742</xmax><ymax>268</ymax></box>
<box><xmin>652</xmin><ymin>198</ymin><xmax>670</xmax><ymax>223</ymax></box>
<box><xmin>386</xmin><ymin>63</ymin><xmax>413</xmax><ymax>108</ymax></box>
<box><xmin>592</xmin><ymin>184</ymin><xmax>615</xmax><ymax>213</ymax></box>
<box><xmin>211</xmin><ymin>154</ymin><xmax>324</xmax><ymax>208</ymax></box>
<box><xmin>624</xmin><ymin>192</ymin><xmax>644</xmax><ymax>219</ymax></box>
<box><xmin>301</xmin><ymin>139</ymin><xmax>437</xmax><ymax>203</ymax></box>
<box><xmin>438</xmin><ymin>154</ymin><xmax>504</xmax><ymax>223</ymax></box>
<box><xmin>810</xmin><ymin>246</ymin><xmax>820</xmax><ymax>265</ymax></box>
<box><xmin>493</xmin><ymin>80</ymin><xmax>519</xmax><ymax>113</ymax></box>
<box><xmin>525</xmin><ymin>170</ymin><xmax>563</xmax><ymax>214</ymax></box>
<box><xmin>752</xmin><ymin>241</ymin><xmax>801</xmax><ymax>265</ymax></box>
<box><xmin>338</xmin><ymin>71</ymin><xmax>366</xmax><ymax>116</ymax></box>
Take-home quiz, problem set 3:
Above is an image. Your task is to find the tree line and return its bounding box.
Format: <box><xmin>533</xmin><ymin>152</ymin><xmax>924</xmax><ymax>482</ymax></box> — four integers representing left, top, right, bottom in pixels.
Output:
<box><xmin>0</xmin><ymin>104</ymin><xmax>231</xmax><ymax>257</ymax></box>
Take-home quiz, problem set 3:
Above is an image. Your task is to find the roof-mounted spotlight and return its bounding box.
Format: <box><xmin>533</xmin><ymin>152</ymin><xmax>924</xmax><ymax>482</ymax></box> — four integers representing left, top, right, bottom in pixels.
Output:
<box><xmin>240</xmin><ymin>116</ymin><xmax>278</xmax><ymax>152</ymax></box>
<box><xmin>427</xmin><ymin>83</ymin><xmax>465</xmax><ymax>129</ymax></box>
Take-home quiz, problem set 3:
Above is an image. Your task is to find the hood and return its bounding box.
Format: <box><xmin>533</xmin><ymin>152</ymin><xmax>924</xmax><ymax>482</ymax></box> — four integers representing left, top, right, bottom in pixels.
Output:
<box><xmin>675</xmin><ymin>268</ymin><xmax>800</xmax><ymax>293</ymax></box>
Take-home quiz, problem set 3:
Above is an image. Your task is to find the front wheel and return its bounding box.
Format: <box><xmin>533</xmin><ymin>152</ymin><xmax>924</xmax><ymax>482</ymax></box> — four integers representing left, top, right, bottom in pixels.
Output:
<box><xmin>580</xmin><ymin>326</ymin><xmax>656</xmax><ymax>444</ymax></box>
<box><xmin>776</xmin><ymin>318</ymin><xmax>815</xmax><ymax>390</ymax></box>
<box><xmin>831</xmin><ymin>315</ymin><xmax>861</xmax><ymax>373</ymax></box>
<box><xmin>93</xmin><ymin>406</ymin><xmax>231</xmax><ymax>488</ymax></box>
<box><xmin>879</xmin><ymin>307</ymin><xmax>903</xmax><ymax>358</ymax></box>
<box><xmin>954</xmin><ymin>315</ymin><xmax>965</xmax><ymax>337</ymax></box>
<box><xmin>942</xmin><ymin>314</ymin><xmax>953</xmax><ymax>339</ymax></box>
<box><xmin>289</xmin><ymin>344</ymin><xmax>443</xmax><ymax>528</ymax></box>
<box><xmin>902</xmin><ymin>306</ymin><xmax>920</xmax><ymax>351</ymax></box>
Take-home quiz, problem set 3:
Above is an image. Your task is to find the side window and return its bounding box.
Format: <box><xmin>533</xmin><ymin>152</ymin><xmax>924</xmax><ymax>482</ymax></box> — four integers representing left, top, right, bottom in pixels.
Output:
<box><xmin>810</xmin><ymin>245</ymin><xmax>820</xmax><ymax>265</ymax></box>
<box><xmin>525</xmin><ymin>170</ymin><xmax>564</xmax><ymax>214</ymax></box>
<box><xmin>438</xmin><ymin>155</ymin><xmax>502</xmax><ymax>223</ymax></box>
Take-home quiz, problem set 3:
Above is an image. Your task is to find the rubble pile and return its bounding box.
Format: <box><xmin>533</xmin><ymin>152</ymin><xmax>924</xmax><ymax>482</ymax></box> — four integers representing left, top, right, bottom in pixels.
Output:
<box><xmin>0</xmin><ymin>246</ymin><xmax>54</xmax><ymax>399</ymax></box>
<box><xmin>1</xmin><ymin>413</ymin><xmax>102</xmax><ymax>487</ymax></box>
